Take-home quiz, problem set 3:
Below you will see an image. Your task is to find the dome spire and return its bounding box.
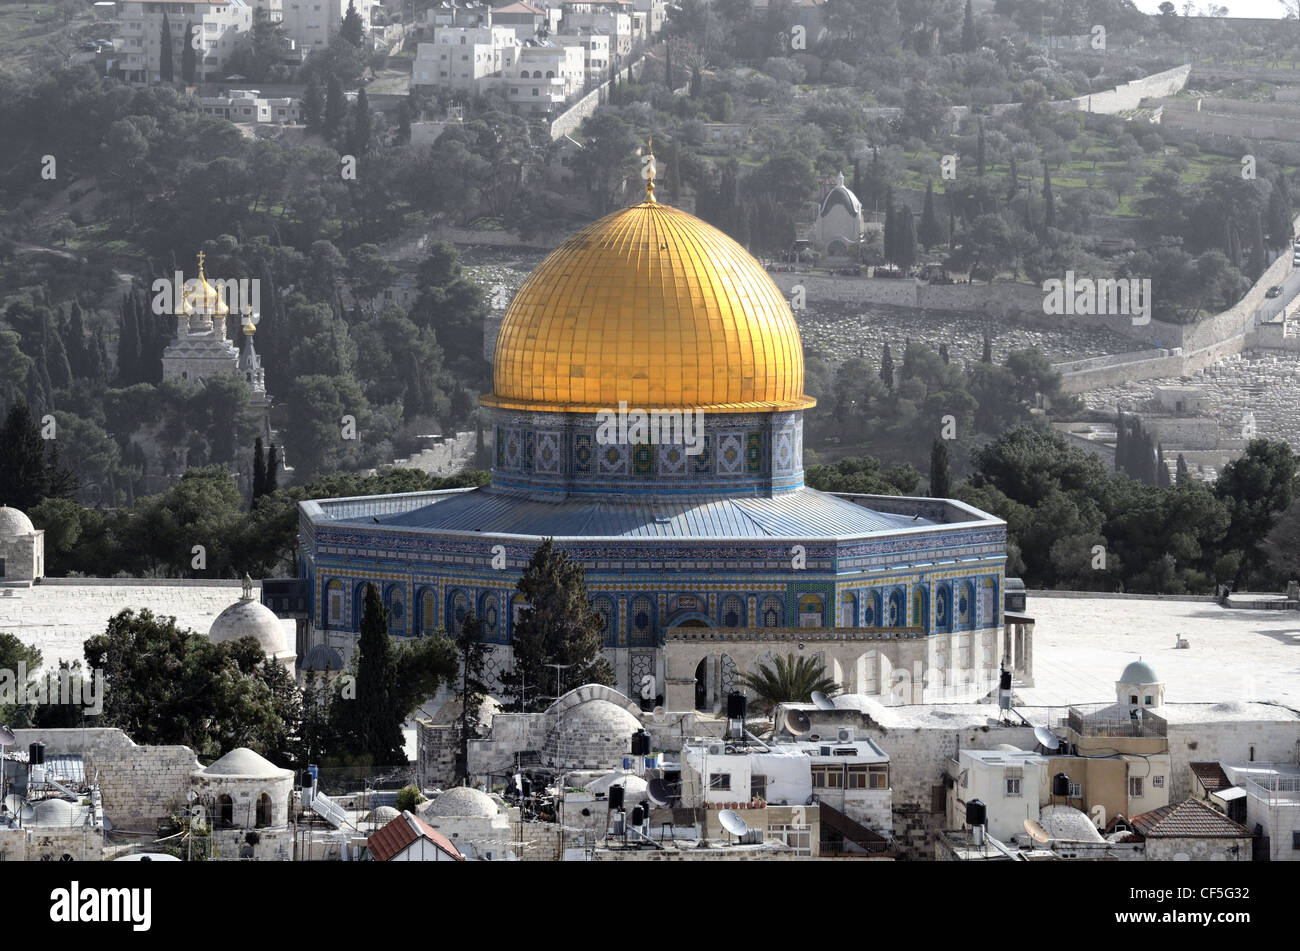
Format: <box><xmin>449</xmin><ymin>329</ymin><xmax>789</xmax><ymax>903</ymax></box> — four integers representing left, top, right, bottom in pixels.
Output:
<box><xmin>196</xmin><ymin>250</ymin><xmax>206</xmax><ymax>282</ymax></box>
<box><xmin>644</xmin><ymin>137</ymin><xmax>656</xmax><ymax>204</ymax></box>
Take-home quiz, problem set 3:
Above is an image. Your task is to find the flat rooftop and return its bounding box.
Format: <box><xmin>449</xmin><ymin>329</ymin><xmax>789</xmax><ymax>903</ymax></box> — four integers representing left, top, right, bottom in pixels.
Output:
<box><xmin>1016</xmin><ymin>594</ymin><xmax>1300</xmax><ymax>710</ymax></box>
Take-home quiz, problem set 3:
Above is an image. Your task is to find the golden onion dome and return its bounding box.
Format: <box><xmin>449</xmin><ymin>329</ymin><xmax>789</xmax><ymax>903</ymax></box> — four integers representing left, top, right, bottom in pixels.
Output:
<box><xmin>183</xmin><ymin>253</ymin><xmax>230</xmax><ymax>316</ymax></box>
<box><xmin>483</xmin><ymin>191</ymin><xmax>813</xmax><ymax>414</ymax></box>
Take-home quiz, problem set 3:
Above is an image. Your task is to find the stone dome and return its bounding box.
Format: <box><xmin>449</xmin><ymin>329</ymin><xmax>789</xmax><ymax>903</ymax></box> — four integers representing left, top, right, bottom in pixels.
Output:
<box><xmin>483</xmin><ymin>190</ymin><xmax>814</xmax><ymax>415</ymax></box>
<box><xmin>543</xmin><ymin>699</ymin><xmax>642</xmax><ymax>770</ymax></box>
<box><xmin>586</xmin><ymin>772</ymin><xmax>648</xmax><ymax>801</ymax></box>
<box><xmin>0</xmin><ymin>505</ymin><xmax>34</xmax><ymax>538</ymax></box>
<box><xmin>368</xmin><ymin>805</ymin><xmax>400</xmax><ymax>824</ymax></box>
<box><xmin>209</xmin><ymin>595</ymin><xmax>288</xmax><ymax>656</ymax></box>
<box><xmin>431</xmin><ymin>694</ymin><xmax>502</xmax><ymax>727</ymax></box>
<box><xmin>31</xmin><ymin>798</ymin><xmax>81</xmax><ymax>825</ymax></box>
<box><xmin>425</xmin><ymin>786</ymin><xmax>498</xmax><ymax>818</ymax></box>
<box><xmin>1119</xmin><ymin>660</ymin><xmax>1159</xmax><ymax>684</ymax></box>
<box><xmin>302</xmin><ymin>643</ymin><xmax>345</xmax><ymax>672</ymax></box>
<box><xmin>200</xmin><ymin>746</ymin><xmax>290</xmax><ymax>779</ymax></box>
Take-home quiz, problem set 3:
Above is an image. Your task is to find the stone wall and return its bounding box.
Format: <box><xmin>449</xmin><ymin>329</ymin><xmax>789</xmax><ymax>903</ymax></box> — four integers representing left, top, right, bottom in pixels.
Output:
<box><xmin>1060</xmin><ymin>64</ymin><xmax>1192</xmax><ymax>115</ymax></box>
<box><xmin>1164</xmin><ymin>716</ymin><xmax>1300</xmax><ymax>801</ymax></box>
<box><xmin>0</xmin><ymin>825</ymin><xmax>104</xmax><ymax>862</ymax></box>
<box><xmin>210</xmin><ymin>826</ymin><xmax>294</xmax><ymax>861</ymax></box>
<box><xmin>1144</xmin><ymin>835</ymin><xmax>1250</xmax><ymax>861</ymax></box>
<box><xmin>416</xmin><ymin>720</ymin><xmax>460</xmax><ymax>790</ymax></box>
<box><xmin>13</xmin><ymin>728</ymin><xmax>199</xmax><ymax>831</ymax></box>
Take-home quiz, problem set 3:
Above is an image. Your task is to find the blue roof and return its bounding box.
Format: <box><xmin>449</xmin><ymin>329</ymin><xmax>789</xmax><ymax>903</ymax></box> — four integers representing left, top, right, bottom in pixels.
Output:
<box><xmin>327</xmin><ymin>487</ymin><xmax>955</xmax><ymax>540</ymax></box>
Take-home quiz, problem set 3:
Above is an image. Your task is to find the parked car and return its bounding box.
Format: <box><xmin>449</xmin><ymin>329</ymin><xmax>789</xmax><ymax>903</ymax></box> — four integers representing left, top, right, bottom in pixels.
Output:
<box><xmin>1266</xmin><ymin>285</ymin><xmax>1283</xmax><ymax>298</ymax></box>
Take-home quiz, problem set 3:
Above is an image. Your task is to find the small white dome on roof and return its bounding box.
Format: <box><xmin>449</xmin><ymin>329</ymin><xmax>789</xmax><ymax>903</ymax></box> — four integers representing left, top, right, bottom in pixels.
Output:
<box><xmin>209</xmin><ymin>595</ymin><xmax>288</xmax><ymax>656</ymax></box>
<box><xmin>1039</xmin><ymin>805</ymin><xmax>1104</xmax><ymax>843</ymax></box>
<box><xmin>425</xmin><ymin>786</ymin><xmax>498</xmax><ymax>818</ymax></box>
<box><xmin>369</xmin><ymin>805</ymin><xmax>400</xmax><ymax>823</ymax></box>
<box><xmin>302</xmin><ymin>643</ymin><xmax>345</xmax><ymax>672</ymax></box>
<box><xmin>201</xmin><ymin>747</ymin><xmax>290</xmax><ymax>779</ymax></box>
<box><xmin>544</xmin><ymin>699</ymin><xmax>641</xmax><ymax>770</ymax></box>
<box><xmin>0</xmin><ymin>506</ymin><xmax>34</xmax><ymax>538</ymax></box>
<box><xmin>586</xmin><ymin>772</ymin><xmax>648</xmax><ymax>800</ymax></box>
<box><xmin>1119</xmin><ymin>660</ymin><xmax>1159</xmax><ymax>684</ymax></box>
<box><xmin>31</xmin><ymin>798</ymin><xmax>81</xmax><ymax>825</ymax></box>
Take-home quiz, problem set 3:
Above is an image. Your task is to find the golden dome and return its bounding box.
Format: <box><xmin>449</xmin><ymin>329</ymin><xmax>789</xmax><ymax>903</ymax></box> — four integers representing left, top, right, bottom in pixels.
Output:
<box><xmin>183</xmin><ymin>253</ymin><xmax>230</xmax><ymax>317</ymax></box>
<box><xmin>483</xmin><ymin>195</ymin><xmax>813</xmax><ymax>413</ymax></box>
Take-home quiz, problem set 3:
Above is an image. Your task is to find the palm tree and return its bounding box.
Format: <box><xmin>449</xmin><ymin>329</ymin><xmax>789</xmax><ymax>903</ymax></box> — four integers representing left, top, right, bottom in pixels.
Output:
<box><xmin>737</xmin><ymin>654</ymin><xmax>838</xmax><ymax>715</ymax></box>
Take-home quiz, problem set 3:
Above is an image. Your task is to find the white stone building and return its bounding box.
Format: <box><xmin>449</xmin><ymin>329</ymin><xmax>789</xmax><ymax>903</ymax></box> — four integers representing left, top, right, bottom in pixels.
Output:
<box><xmin>196</xmin><ymin>88</ymin><xmax>300</xmax><ymax>123</ymax></box>
<box><xmin>115</xmin><ymin>0</ymin><xmax>253</xmax><ymax>84</ymax></box>
<box><xmin>0</xmin><ymin>506</ymin><xmax>44</xmax><ymax>587</ymax></box>
<box><xmin>1223</xmin><ymin>762</ymin><xmax>1300</xmax><ymax>861</ymax></box>
<box><xmin>500</xmin><ymin>42</ymin><xmax>585</xmax><ymax>112</ymax></box>
<box><xmin>279</xmin><ymin>0</ymin><xmax>378</xmax><ymax>54</ymax></box>
<box><xmin>412</xmin><ymin>23</ymin><xmax>517</xmax><ymax>90</ymax></box>
<box><xmin>1129</xmin><ymin>797</ymin><xmax>1252</xmax><ymax>861</ymax></box>
<box><xmin>191</xmin><ymin>746</ymin><xmax>295</xmax><ymax>860</ymax></box>
<box><xmin>416</xmin><ymin>786</ymin><xmax>512</xmax><ymax>860</ymax></box>
<box><xmin>559</xmin><ymin>1</ymin><xmax>634</xmax><ymax>56</ymax></box>
<box><xmin>551</xmin><ymin>30</ymin><xmax>610</xmax><ymax>85</ymax></box>
<box><xmin>813</xmin><ymin>172</ymin><xmax>866</xmax><ymax>256</ymax></box>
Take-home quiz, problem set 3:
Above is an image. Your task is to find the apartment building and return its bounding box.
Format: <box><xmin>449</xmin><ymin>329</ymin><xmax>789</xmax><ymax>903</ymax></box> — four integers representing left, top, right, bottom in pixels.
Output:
<box><xmin>412</xmin><ymin>24</ymin><xmax>518</xmax><ymax>90</ymax></box>
<box><xmin>115</xmin><ymin>0</ymin><xmax>252</xmax><ymax>84</ymax></box>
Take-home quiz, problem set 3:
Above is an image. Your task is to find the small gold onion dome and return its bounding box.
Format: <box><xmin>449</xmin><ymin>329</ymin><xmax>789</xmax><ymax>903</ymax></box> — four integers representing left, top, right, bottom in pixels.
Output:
<box><xmin>483</xmin><ymin>189</ymin><xmax>814</xmax><ymax>414</ymax></box>
<box><xmin>182</xmin><ymin>252</ymin><xmax>230</xmax><ymax>316</ymax></box>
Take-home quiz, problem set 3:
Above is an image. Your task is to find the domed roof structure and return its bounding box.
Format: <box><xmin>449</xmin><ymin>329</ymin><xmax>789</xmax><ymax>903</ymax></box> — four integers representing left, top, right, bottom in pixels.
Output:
<box><xmin>200</xmin><ymin>746</ymin><xmax>290</xmax><ymax>779</ymax></box>
<box><xmin>819</xmin><ymin>172</ymin><xmax>863</xmax><ymax>218</ymax></box>
<box><xmin>302</xmin><ymin>643</ymin><xmax>345</xmax><ymax>672</ymax></box>
<box><xmin>543</xmin><ymin>698</ymin><xmax>642</xmax><ymax>770</ymax></box>
<box><xmin>586</xmin><ymin>772</ymin><xmax>648</xmax><ymax>800</ymax></box>
<box><xmin>424</xmin><ymin>786</ymin><xmax>498</xmax><ymax>818</ymax></box>
<box><xmin>368</xmin><ymin>805</ymin><xmax>400</xmax><ymax>824</ymax></box>
<box><xmin>431</xmin><ymin>694</ymin><xmax>502</xmax><ymax>727</ymax></box>
<box><xmin>209</xmin><ymin>588</ymin><xmax>288</xmax><ymax>657</ymax></box>
<box><xmin>182</xmin><ymin>252</ymin><xmax>230</xmax><ymax>316</ymax></box>
<box><xmin>1119</xmin><ymin>660</ymin><xmax>1160</xmax><ymax>684</ymax></box>
<box><xmin>484</xmin><ymin>174</ymin><xmax>813</xmax><ymax>415</ymax></box>
<box><xmin>0</xmin><ymin>505</ymin><xmax>34</xmax><ymax>538</ymax></box>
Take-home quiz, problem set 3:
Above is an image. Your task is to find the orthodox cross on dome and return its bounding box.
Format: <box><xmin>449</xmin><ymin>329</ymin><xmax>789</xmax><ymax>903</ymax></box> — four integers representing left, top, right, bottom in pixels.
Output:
<box><xmin>644</xmin><ymin>136</ymin><xmax>656</xmax><ymax>203</ymax></box>
<box><xmin>196</xmin><ymin>250</ymin><xmax>206</xmax><ymax>280</ymax></box>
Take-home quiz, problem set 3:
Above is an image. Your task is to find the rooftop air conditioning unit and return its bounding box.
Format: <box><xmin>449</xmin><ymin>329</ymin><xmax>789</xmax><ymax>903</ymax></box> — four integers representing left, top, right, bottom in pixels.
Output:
<box><xmin>838</xmin><ymin>728</ymin><xmax>855</xmax><ymax>743</ymax></box>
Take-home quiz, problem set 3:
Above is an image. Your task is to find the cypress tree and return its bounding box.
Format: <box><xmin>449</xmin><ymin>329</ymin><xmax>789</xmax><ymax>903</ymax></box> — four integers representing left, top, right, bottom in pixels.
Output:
<box><xmin>939</xmin><ymin>342</ymin><xmax>950</xmax><ymax>364</ymax></box>
<box><xmin>159</xmin><ymin>14</ymin><xmax>175</xmax><ymax>83</ymax></box>
<box><xmin>66</xmin><ymin>300</ymin><xmax>88</xmax><ymax>379</ymax></box>
<box><xmin>265</xmin><ymin>444</ymin><xmax>280</xmax><ymax>494</ymax></box>
<box><xmin>1043</xmin><ymin>164</ymin><xmax>1055</xmax><ymax>231</ymax></box>
<box><xmin>962</xmin><ymin>0</ymin><xmax>977</xmax><ymax>53</ymax></box>
<box><xmin>349</xmin><ymin>583</ymin><xmax>405</xmax><ymax>765</ymax></box>
<box><xmin>976</xmin><ymin>120</ymin><xmax>986</xmax><ymax>177</ymax></box>
<box><xmin>1157</xmin><ymin>442</ymin><xmax>1170</xmax><ymax>487</ymax></box>
<box><xmin>929</xmin><ymin>438</ymin><xmax>952</xmax><ymax>498</ymax></box>
<box><xmin>879</xmin><ymin>342</ymin><xmax>895</xmax><ymax>390</ymax></box>
<box><xmin>689</xmin><ymin>63</ymin><xmax>702</xmax><ymax>98</ymax></box>
<box><xmin>1115</xmin><ymin>410</ymin><xmax>1127</xmax><ymax>473</ymax></box>
<box><xmin>1176</xmin><ymin>453</ymin><xmax>1190</xmax><ymax>486</ymax></box>
<box><xmin>981</xmin><ymin>328</ymin><xmax>992</xmax><ymax>363</ymax></box>
<box><xmin>252</xmin><ymin>436</ymin><xmax>266</xmax><ymax>501</ymax></box>
<box><xmin>116</xmin><ymin>294</ymin><xmax>140</xmax><ymax>384</ymax></box>
<box><xmin>919</xmin><ymin>180</ymin><xmax>943</xmax><ymax>250</ymax></box>
<box><xmin>0</xmin><ymin>400</ymin><xmax>50</xmax><ymax>511</ymax></box>
<box><xmin>325</xmin><ymin>75</ymin><xmax>346</xmax><ymax>138</ymax></box>
<box><xmin>348</xmin><ymin>88</ymin><xmax>371</xmax><ymax>156</ymax></box>
<box><xmin>667</xmin><ymin>136</ymin><xmax>681</xmax><ymax>204</ymax></box>
<box><xmin>340</xmin><ymin>0</ymin><xmax>365</xmax><ymax>47</ymax></box>
<box><xmin>182</xmin><ymin>21</ymin><xmax>197</xmax><ymax>84</ymax></box>
<box><xmin>896</xmin><ymin>205</ymin><xmax>917</xmax><ymax>273</ymax></box>
<box><xmin>1006</xmin><ymin>154</ymin><xmax>1018</xmax><ymax>204</ymax></box>
<box><xmin>302</xmin><ymin>76</ymin><xmax>324</xmax><ymax>131</ymax></box>
<box><xmin>665</xmin><ymin>41</ymin><xmax>673</xmax><ymax>88</ymax></box>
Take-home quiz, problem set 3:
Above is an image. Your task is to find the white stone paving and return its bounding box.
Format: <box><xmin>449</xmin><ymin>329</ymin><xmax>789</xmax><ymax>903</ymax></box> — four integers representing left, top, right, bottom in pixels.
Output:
<box><xmin>1016</xmin><ymin>594</ymin><xmax>1300</xmax><ymax>710</ymax></box>
<box><xmin>0</xmin><ymin>582</ymin><xmax>294</xmax><ymax>672</ymax></box>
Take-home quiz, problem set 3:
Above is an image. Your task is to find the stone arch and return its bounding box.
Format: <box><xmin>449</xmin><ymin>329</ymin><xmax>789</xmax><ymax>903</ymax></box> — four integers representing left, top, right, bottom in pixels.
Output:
<box><xmin>352</xmin><ymin>580</ymin><xmax>372</xmax><ymax>631</ymax></box>
<box><xmin>545</xmin><ymin>683</ymin><xmax>643</xmax><ymax>719</ymax></box>
<box><xmin>255</xmin><ymin>792</ymin><xmax>272</xmax><ymax>828</ymax></box>
<box><xmin>217</xmin><ymin>794</ymin><xmax>234</xmax><ymax>828</ymax></box>
<box><xmin>854</xmin><ymin>649</ymin><xmax>881</xmax><ymax>695</ymax></box>
<box><xmin>532</xmin><ymin>70</ymin><xmax>542</xmax><ymax>78</ymax></box>
<box><xmin>981</xmin><ymin>577</ymin><xmax>998</xmax><ymax>627</ymax></box>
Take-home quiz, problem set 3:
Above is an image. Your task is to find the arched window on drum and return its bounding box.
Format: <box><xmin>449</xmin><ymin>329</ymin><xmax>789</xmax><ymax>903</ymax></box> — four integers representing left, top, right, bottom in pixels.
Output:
<box><xmin>839</xmin><ymin>591</ymin><xmax>855</xmax><ymax>627</ymax></box>
<box><xmin>416</xmin><ymin>588</ymin><xmax>437</xmax><ymax>635</ymax></box>
<box><xmin>957</xmin><ymin>581</ymin><xmax>976</xmax><ymax>631</ymax></box>
<box><xmin>385</xmin><ymin>584</ymin><xmax>406</xmax><ymax>635</ymax></box>
<box><xmin>720</xmin><ymin>594</ymin><xmax>745</xmax><ymax>628</ymax></box>
<box><xmin>630</xmin><ymin>595</ymin><xmax>655</xmax><ymax>646</ymax></box>
<box><xmin>325</xmin><ymin>579</ymin><xmax>344</xmax><ymax>629</ymax></box>
<box><xmin>797</xmin><ymin>593</ymin><xmax>824</xmax><ymax>628</ymax></box>
<box><xmin>447</xmin><ymin>589</ymin><xmax>470</xmax><ymax>634</ymax></box>
<box><xmin>760</xmin><ymin>596</ymin><xmax>783</xmax><ymax>627</ymax></box>
<box><xmin>480</xmin><ymin>591</ymin><xmax>500</xmax><ymax>641</ymax></box>
<box><xmin>591</xmin><ymin>596</ymin><xmax>617</xmax><ymax>647</ymax></box>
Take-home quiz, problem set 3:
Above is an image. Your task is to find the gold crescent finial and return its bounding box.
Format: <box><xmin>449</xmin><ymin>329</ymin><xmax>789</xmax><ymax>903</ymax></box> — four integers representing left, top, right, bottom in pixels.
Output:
<box><xmin>645</xmin><ymin>136</ymin><xmax>656</xmax><ymax>203</ymax></box>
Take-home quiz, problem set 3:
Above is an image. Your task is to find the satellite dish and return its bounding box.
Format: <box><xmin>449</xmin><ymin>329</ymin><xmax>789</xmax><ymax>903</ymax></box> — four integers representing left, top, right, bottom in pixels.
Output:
<box><xmin>0</xmin><ymin>725</ymin><xmax>15</xmax><ymax>746</ymax></box>
<box><xmin>718</xmin><ymin>809</ymin><xmax>749</xmax><ymax>839</ymax></box>
<box><xmin>1023</xmin><ymin>818</ymin><xmax>1051</xmax><ymax>843</ymax></box>
<box><xmin>1034</xmin><ymin>727</ymin><xmax>1060</xmax><ymax>751</ymax></box>
<box><xmin>647</xmin><ymin>778</ymin><xmax>673</xmax><ymax>807</ymax></box>
<box><xmin>810</xmin><ymin>691</ymin><xmax>834</xmax><ymax>710</ymax></box>
<box><xmin>786</xmin><ymin>709</ymin><xmax>812</xmax><ymax>736</ymax></box>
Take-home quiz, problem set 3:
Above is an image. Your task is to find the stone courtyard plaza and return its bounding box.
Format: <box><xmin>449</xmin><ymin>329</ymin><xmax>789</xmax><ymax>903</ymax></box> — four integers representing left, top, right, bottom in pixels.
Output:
<box><xmin>2</xmin><ymin>582</ymin><xmax>1296</xmax><ymax>712</ymax></box>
